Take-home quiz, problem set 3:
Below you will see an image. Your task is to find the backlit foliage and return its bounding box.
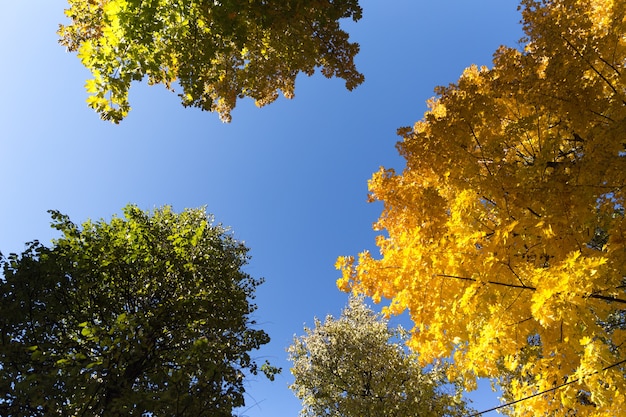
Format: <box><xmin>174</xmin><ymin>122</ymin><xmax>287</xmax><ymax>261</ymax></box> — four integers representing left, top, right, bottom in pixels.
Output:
<box><xmin>58</xmin><ymin>0</ymin><xmax>364</xmax><ymax>123</ymax></box>
<box><xmin>288</xmin><ymin>296</ymin><xmax>469</xmax><ymax>417</ymax></box>
<box><xmin>338</xmin><ymin>1</ymin><xmax>626</xmax><ymax>415</ymax></box>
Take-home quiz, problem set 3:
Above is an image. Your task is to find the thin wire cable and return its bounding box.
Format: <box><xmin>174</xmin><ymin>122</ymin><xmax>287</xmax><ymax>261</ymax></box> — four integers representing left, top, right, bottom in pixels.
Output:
<box><xmin>465</xmin><ymin>358</ymin><xmax>626</xmax><ymax>416</ymax></box>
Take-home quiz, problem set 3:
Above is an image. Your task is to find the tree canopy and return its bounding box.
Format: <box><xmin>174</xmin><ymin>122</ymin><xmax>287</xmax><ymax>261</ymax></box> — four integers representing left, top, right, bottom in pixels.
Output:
<box><xmin>0</xmin><ymin>205</ymin><xmax>277</xmax><ymax>416</ymax></box>
<box><xmin>288</xmin><ymin>295</ymin><xmax>469</xmax><ymax>417</ymax></box>
<box><xmin>58</xmin><ymin>0</ymin><xmax>364</xmax><ymax>123</ymax></box>
<box><xmin>337</xmin><ymin>0</ymin><xmax>626</xmax><ymax>415</ymax></box>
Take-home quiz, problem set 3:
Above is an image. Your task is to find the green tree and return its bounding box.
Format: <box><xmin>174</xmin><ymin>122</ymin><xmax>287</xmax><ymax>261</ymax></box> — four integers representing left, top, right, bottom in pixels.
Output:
<box><xmin>0</xmin><ymin>205</ymin><xmax>278</xmax><ymax>416</ymax></box>
<box><xmin>58</xmin><ymin>0</ymin><xmax>364</xmax><ymax>123</ymax></box>
<box><xmin>288</xmin><ymin>295</ymin><xmax>469</xmax><ymax>417</ymax></box>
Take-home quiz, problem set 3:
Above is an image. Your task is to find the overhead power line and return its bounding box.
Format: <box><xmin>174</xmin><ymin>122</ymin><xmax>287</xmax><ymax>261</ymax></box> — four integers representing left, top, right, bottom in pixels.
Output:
<box><xmin>465</xmin><ymin>358</ymin><xmax>626</xmax><ymax>416</ymax></box>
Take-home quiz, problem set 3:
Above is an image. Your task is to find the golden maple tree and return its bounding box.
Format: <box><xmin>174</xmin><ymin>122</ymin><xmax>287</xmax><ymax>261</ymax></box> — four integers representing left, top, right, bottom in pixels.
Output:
<box><xmin>338</xmin><ymin>1</ymin><xmax>626</xmax><ymax>415</ymax></box>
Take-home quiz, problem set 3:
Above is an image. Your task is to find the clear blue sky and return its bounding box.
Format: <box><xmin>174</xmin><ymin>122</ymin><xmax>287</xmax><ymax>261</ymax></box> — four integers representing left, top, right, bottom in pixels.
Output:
<box><xmin>1</xmin><ymin>1</ymin><xmax>523</xmax><ymax>416</ymax></box>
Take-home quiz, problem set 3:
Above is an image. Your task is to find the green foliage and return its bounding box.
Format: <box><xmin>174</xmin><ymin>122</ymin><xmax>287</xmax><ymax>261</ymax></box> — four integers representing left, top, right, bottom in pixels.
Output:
<box><xmin>58</xmin><ymin>0</ymin><xmax>364</xmax><ymax>123</ymax></box>
<box><xmin>0</xmin><ymin>205</ymin><xmax>277</xmax><ymax>416</ymax></box>
<box><xmin>288</xmin><ymin>295</ymin><xmax>470</xmax><ymax>417</ymax></box>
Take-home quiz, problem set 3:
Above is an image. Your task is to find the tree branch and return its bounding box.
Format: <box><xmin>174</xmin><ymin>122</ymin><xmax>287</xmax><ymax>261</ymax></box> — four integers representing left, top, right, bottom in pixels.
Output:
<box><xmin>437</xmin><ymin>274</ymin><xmax>626</xmax><ymax>305</ymax></box>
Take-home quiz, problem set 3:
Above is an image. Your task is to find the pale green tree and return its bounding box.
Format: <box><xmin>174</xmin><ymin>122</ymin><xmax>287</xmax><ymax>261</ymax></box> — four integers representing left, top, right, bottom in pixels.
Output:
<box><xmin>288</xmin><ymin>296</ymin><xmax>469</xmax><ymax>417</ymax></box>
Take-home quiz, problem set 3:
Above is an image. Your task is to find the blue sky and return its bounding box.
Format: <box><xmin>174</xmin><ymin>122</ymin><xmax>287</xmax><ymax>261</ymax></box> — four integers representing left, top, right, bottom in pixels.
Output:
<box><xmin>1</xmin><ymin>1</ymin><xmax>523</xmax><ymax>416</ymax></box>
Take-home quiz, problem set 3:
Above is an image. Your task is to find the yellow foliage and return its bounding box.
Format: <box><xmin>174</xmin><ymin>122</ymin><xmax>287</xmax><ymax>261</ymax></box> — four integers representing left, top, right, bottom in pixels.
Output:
<box><xmin>59</xmin><ymin>0</ymin><xmax>364</xmax><ymax>123</ymax></box>
<box><xmin>339</xmin><ymin>0</ymin><xmax>626</xmax><ymax>415</ymax></box>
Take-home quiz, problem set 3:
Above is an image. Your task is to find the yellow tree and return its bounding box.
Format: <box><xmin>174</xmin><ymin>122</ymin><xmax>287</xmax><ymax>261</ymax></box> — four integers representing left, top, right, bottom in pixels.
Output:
<box><xmin>338</xmin><ymin>1</ymin><xmax>626</xmax><ymax>415</ymax></box>
<box><xmin>58</xmin><ymin>0</ymin><xmax>363</xmax><ymax>123</ymax></box>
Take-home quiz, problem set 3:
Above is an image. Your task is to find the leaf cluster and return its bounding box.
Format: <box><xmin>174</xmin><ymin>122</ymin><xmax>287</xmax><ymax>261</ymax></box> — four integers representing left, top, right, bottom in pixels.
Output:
<box><xmin>58</xmin><ymin>0</ymin><xmax>364</xmax><ymax>122</ymax></box>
